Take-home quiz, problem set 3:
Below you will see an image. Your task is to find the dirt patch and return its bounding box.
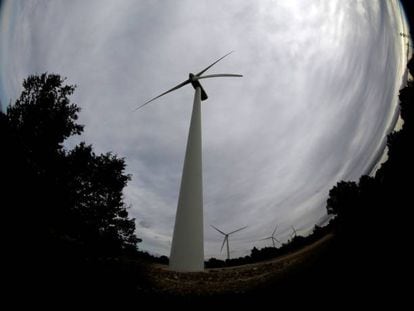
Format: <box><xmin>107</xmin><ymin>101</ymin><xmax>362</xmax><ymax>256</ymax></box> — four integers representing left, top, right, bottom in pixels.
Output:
<box><xmin>141</xmin><ymin>234</ymin><xmax>334</xmax><ymax>296</ymax></box>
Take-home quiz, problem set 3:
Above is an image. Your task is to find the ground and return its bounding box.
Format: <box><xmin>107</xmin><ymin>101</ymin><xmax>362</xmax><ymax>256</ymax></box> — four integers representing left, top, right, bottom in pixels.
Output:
<box><xmin>139</xmin><ymin>234</ymin><xmax>334</xmax><ymax>297</ymax></box>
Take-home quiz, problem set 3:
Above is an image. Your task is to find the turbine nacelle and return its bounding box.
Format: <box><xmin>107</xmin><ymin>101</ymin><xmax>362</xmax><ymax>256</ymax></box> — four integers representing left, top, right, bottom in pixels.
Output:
<box><xmin>189</xmin><ymin>72</ymin><xmax>209</xmax><ymax>101</ymax></box>
<box><xmin>189</xmin><ymin>73</ymin><xmax>197</xmax><ymax>81</ymax></box>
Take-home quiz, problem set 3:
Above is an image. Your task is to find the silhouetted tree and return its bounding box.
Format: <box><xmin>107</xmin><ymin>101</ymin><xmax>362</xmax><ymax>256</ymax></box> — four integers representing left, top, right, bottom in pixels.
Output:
<box><xmin>6</xmin><ymin>73</ymin><xmax>83</xmax><ymax>158</ymax></box>
<box><xmin>205</xmin><ymin>257</ymin><xmax>226</xmax><ymax>268</ymax></box>
<box><xmin>2</xmin><ymin>73</ymin><xmax>139</xmax><ymax>263</ymax></box>
<box><xmin>322</xmin><ymin>57</ymin><xmax>414</xmax><ymax>297</ymax></box>
<box><xmin>327</xmin><ymin>181</ymin><xmax>359</xmax><ymax>219</ymax></box>
<box><xmin>57</xmin><ymin>142</ymin><xmax>140</xmax><ymax>255</ymax></box>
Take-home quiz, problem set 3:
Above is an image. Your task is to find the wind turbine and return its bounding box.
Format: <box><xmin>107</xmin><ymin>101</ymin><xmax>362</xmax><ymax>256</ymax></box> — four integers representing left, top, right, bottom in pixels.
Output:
<box><xmin>290</xmin><ymin>226</ymin><xmax>297</xmax><ymax>240</ymax></box>
<box><xmin>211</xmin><ymin>225</ymin><xmax>247</xmax><ymax>261</ymax></box>
<box><xmin>135</xmin><ymin>52</ymin><xmax>242</xmax><ymax>272</ymax></box>
<box><xmin>258</xmin><ymin>225</ymin><xmax>281</xmax><ymax>248</ymax></box>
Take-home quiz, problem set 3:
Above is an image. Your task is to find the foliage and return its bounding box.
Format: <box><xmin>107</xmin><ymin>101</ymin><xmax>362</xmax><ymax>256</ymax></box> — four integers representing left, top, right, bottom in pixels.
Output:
<box><xmin>1</xmin><ymin>73</ymin><xmax>140</xmax><ymax>260</ymax></box>
<box><xmin>322</xmin><ymin>57</ymin><xmax>414</xmax><ymax>294</ymax></box>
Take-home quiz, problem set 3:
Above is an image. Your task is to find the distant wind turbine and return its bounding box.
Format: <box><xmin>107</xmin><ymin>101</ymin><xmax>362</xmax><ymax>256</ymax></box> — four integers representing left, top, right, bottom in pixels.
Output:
<box><xmin>135</xmin><ymin>52</ymin><xmax>242</xmax><ymax>272</ymax></box>
<box><xmin>290</xmin><ymin>226</ymin><xmax>298</xmax><ymax>240</ymax></box>
<box><xmin>258</xmin><ymin>225</ymin><xmax>281</xmax><ymax>248</ymax></box>
<box><xmin>211</xmin><ymin>225</ymin><xmax>247</xmax><ymax>261</ymax></box>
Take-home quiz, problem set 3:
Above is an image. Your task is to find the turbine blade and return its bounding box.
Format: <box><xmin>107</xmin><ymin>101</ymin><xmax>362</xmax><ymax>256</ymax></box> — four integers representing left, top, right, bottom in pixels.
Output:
<box><xmin>134</xmin><ymin>79</ymin><xmax>190</xmax><ymax>111</ymax></box>
<box><xmin>229</xmin><ymin>226</ymin><xmax>248</xmax><ymax>235</ymax></box>
<box><xmin>196</xmin><ymin>51</ymin><xmax>234</xmax><ymax>77</ymax></box>
<box><xmin>272</xmin><ymin>225</ymin><xmax>278</xmax><ymax>237</ymax></box>
<box><xmin>211</xmin><ymin>225</ymin><xmax>226</xmax><ymax>235</ymax></box>
<box><xmin>220</xmin><ymin>236</ymin><xmax>227</xmax><ymax>252</ymax></box>
<box><xmin>258</xmin><ymin>237</ymin><xmax>271</xmax><ymax>241</ymax></box>
<box><xmin>198</xmin><ymin>74</ymin><xmax>243</xmax><ymax>79</ymax></box>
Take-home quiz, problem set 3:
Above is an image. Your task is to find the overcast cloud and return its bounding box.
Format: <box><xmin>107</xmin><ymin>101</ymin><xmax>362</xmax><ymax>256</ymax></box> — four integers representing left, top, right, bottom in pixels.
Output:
<box><xmin>0</xmin><ymin>0</ymin><xmax>409</xmax><ymax>259</ymax></box>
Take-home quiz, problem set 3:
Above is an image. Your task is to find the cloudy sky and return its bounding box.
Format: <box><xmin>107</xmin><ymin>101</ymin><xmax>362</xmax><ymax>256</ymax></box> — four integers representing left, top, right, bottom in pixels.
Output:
<box><xmin>0</xmin><ymin>0</ymin><xmax>410</xmax><ymax>259</ymax></box>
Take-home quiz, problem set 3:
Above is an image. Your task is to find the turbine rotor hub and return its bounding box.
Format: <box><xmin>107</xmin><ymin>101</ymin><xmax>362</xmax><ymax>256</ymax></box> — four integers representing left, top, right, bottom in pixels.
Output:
<box><xmin>189</xmin><ymin>73</ymin><xmax>197</xmax><ymax>82</ymax></box>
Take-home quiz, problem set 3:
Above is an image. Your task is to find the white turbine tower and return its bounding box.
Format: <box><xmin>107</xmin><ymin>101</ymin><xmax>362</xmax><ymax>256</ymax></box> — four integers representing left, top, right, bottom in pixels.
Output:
<box><xmin>258</xmin><ymin>225</ymin><xmax>281</xmax><ymax>248</ymax></box>
<box><xmin>211</xmin><ymin>225</ymin><xmax>247</xmax><ymax>261</ymax></box>
<box><xmin>135</xmin><ymin>52</ymin><xmax>242</xmax><ymax>272</ymax></box>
